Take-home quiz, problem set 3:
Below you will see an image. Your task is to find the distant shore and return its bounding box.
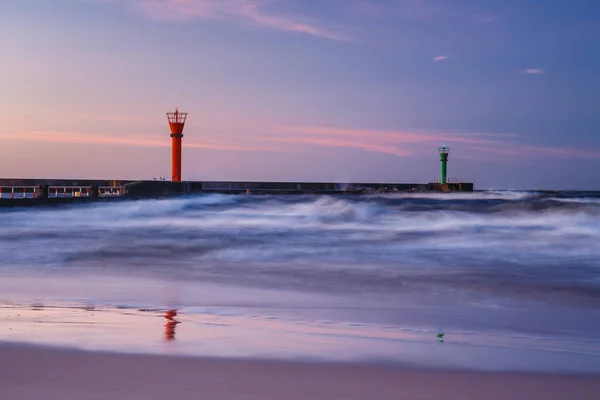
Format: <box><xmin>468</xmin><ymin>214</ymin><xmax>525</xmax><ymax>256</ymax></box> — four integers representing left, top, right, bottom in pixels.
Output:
<box><xmin>2</xmin><ymin>343</ymin><xmax>599</xmax><ymax>400</ymax></box>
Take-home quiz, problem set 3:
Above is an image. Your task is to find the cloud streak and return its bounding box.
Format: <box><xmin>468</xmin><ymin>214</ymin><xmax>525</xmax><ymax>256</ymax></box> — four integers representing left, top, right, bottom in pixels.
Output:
<box><xmin>5</xmin><ymin>125</ymin><xmax>598</xmax><ymax>162</ymax></box>
<box><xmin>117</xmin><ymin>0</ymin><xmax>349</xmax><ymax>41</ymax></box>
<box><xmin>260</xmin><ymin>125</ymin><xmax>508</xmax><ymax>157</ymax></box>
<box><xmin>433</xmin><ymin>55</ymin><xmax>448</xmax><ymax>62</ymax></box>
<box><xmin>522</xmin><ymin>68</ymin><xmax>545</xmax><ymax>75</ymax></box>
<box><xmin>469</xmin><ymin>144</ymin><xmax>600</xmax><ymax>159</ymax></box>
<box><xmin>473</xmin><ymin>13</ymin><xmax>498</xmax><ymax>24</ymax></box>
<box><xmin>266</xmin><ymin>125</ymin><xmax>600</xmax><ymax>160</ymax></box>
<box><xmin>275</xmin><ymin>125</ymin><xmax>507</xmax><ymax>145</ymax></box>
<box><xmin>1</xmin><ymin>130</ymin><xmax>288</xmax><ymax>153</ymax></box>
<box><xmin>266</xmin><ymin>136</ymin><xmax>413</xmax><ymax>157</ymax></box>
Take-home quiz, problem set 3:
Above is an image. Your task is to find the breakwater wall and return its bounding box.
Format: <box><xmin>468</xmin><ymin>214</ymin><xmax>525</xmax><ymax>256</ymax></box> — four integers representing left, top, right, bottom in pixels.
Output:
<box><xmin>127</xmin><ymin>180</ymin><xmax>473</xmax><ymax>194</ymax></box>
<box><xmin>0</xmin><ymin>179</ymin><xmax>474</xmax><ymax>206</ymax></box>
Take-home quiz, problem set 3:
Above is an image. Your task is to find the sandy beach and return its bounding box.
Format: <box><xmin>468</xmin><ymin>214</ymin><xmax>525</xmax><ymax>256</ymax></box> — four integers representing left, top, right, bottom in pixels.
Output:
<box><xmin>2</xmin><ymin>192</ymin><xmax>600</xmax><ymax>399</ymax></box>
<box><xmin>1</xmin><ymin>343</ymin><xmax>599</xmax><ymax>400</ymax></box>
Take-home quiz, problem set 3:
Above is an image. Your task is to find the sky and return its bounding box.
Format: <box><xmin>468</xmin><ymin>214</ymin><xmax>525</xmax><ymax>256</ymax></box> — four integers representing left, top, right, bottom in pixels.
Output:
<box><xmin>0</xmin><ymin>0</ymin><xmax>599</xmax><ymax>189</ymax></box>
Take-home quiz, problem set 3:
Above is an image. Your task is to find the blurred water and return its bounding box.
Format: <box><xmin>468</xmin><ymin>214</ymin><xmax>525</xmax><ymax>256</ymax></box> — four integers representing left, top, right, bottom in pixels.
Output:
<box><xmin>1</xmin><ymin>191</ymin><xmax>599</xmax><ymax>365</ymax></box>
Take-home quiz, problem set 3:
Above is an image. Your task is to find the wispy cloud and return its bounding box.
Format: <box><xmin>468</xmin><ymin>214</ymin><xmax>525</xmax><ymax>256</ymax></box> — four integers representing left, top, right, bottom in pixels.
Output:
<box><xmin>275</xmin><ymin>125</ymin><xmax>507</xmax><ymax>145</ymax></box>
<box><xmin>5</xmin><ymin>125</ymin><xmax>506</xmax><ymax>159</ymax></box>
<box><xmin>115</xmin><ymin>0</ymin><xmax>349</xmax><ymax>41</ymax></box>
<box><xmin>264</xmin><ymin>125</ymin><xmax>600</xmax><ymax>160</ymax></box>
<box><xmin>522</xmin><ymin>68</ymin><xmax>545</xmax><ymax>75</ymax></box>
<box><xmin>469</xmin><ymin>144</ymin><xmax>600</xmax><ymax>159</ymax></box>
<box><xmin>1</xmin><ymin>130</ymin><xmax>288</xmax><ymax>153</ymax></box>
<box><xmin>433</xmin><ymin>55</ymin><xmax>448</xmax><ymax>62</ymax></box>
<box><xmin>4</xmin><ymin>124</ymin><xmax>599</xmax><ymax>162</ymax></box>
<box><xmin>267</xmin><ymin>136</ymin><xmax>413</xmax><ymax>157</ymax></box>
<box><xmin>261</xmin><ymin>125</ymin><xmax>509</xmax><ymax>157</ymax></box>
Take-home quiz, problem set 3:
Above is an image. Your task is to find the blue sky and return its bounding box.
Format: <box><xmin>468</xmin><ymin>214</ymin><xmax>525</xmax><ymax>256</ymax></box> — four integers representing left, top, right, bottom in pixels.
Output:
<box><xmin>0</xmin><ymin>0</ymin><xmax>598</xmax><ymax>189</ymax></box>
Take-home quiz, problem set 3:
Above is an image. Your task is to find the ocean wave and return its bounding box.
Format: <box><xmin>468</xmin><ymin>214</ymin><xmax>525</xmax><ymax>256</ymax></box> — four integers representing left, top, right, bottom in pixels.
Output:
<box><xmin>0</xmin><ymin>191</ymin><xmax>599</xmax><ymax>306</ymax></box>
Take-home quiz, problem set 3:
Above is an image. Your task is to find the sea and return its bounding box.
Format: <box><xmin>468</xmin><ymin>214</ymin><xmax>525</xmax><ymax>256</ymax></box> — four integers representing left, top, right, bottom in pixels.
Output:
<box><xmin>1</xmin><ymin>191</ymin><xmax>599</xmax><ymax>373</ymax></box>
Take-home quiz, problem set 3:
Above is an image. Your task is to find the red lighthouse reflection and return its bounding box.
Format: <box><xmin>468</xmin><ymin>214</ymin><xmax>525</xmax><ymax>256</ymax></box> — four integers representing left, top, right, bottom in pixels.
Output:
<box><xmin>164</xmin><ymin>309</ymin><xmax>180</xmax><ymax>341</ymax></box>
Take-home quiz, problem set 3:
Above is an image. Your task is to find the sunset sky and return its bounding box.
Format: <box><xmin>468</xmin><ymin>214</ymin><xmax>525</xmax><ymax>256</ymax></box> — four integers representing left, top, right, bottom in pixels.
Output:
<box><xmin>1</xmin><ymin>0</ymin><xmax>599</xmax><ymax>189</ymax></box>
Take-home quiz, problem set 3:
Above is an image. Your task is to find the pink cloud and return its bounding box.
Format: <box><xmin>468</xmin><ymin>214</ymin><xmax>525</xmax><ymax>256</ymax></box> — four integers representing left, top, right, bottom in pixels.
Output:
<box><xmin>255</xmin><ymin>125</ymin><xmax>510</xmax><ymax>158</ymax></box>
<box><xmin>433</xmin><ymin>55</ymin><xmax>448</xmax><ymax>62</ymax></box>
<box><xmin>522</xmin><ymin>68</ymin><xmax>545</xmax><ymax>75</ymax></box>
<box><xmin>266</xmin><ymin>136</ymin><xmax>413</xmax><ymax>157</ymax></box>
<box><xmin>276</xmin><ymin>125</ymin><xmax>507</xmax><ymax>146</ymax></box>
<box><xmin>265</xmin><ymin>125</ymin><xmax>600</xmax><ymax>160</ymax></box>
<box><xmin>119</xmin><ymin>0</ymin><xmax>349</xmax><ymax>41</ymax></box>
<box><xmin>1</xmin><ymin>130</ymin><xmax>288</xmax><ymax>153</ymax></box>
<box><xmin>6</xmin><ymin>124</ymin><xmax>597</xmax><ymax>163</ymax></box>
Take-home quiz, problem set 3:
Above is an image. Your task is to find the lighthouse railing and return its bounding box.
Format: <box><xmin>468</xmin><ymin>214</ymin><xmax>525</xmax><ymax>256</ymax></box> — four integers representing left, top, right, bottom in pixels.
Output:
<box><xmin>433</xmin><ymin>178</ymin><xmax>462</xmax><ymax>184</ymax></box>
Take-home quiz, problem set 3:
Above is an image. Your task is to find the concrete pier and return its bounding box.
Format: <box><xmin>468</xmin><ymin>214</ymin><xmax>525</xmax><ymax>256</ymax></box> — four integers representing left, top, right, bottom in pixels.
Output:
<box><xmin>0</xmin><ymin>178</ymin><xmax>474</xmax><ymax>207</ymax></box>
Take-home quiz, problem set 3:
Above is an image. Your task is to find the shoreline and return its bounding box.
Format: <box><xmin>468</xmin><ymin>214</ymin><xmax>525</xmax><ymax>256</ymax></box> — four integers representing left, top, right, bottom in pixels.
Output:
<box><xmin>2</xmin><ymin>301</ymin><xmax>599</xmax><ymax>375</ymax></box>
<box><xmin>4</xmin><ymin>339</ymin><xmax>600</xmax><ymax>376</ymax></box>
<box><xmin>2</xmin><ymin>342</ymin><xmax>600</xmax><ymax>400</ymax></box>
<box><xmin>2</xmin><ymin>287</ymin><xmax>600</xmax><ymax>374</ymax></box>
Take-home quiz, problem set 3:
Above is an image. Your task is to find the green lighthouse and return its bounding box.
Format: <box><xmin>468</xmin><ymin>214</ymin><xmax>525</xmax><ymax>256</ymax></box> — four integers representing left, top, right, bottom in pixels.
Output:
<box><xmin>438</xmin><ymin>145</ymin><xmax>450</xmax><ymax>184</ymax></box>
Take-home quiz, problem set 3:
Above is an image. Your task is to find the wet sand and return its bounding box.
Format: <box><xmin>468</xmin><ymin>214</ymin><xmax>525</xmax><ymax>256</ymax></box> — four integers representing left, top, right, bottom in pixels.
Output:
<box><xmin>1</xmin><ymin>343</ymin><xmax>599</xmax><ymax>400</ymax></box>
<box><xmin>2</xmin><ymin>303</ymin><xmax>599</xmax><ymax>374</ymax></box>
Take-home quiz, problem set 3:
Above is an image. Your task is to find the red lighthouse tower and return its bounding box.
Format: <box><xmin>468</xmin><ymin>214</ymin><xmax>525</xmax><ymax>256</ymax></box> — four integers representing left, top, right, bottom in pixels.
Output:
<box><xmin>166</xmin><ymin>108</ymin><xmax>188</xmax><ymax>182</ymax></box>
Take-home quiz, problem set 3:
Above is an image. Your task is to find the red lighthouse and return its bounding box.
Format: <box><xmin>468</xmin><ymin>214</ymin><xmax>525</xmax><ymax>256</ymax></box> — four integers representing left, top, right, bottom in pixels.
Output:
<box><xmin>166</xmin><ymin>108</ymin><xmax>188</xmax><ymax>182</ymax></box>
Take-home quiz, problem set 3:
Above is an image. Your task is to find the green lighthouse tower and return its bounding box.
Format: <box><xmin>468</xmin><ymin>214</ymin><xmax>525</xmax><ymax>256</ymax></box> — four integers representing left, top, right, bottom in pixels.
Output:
<box><xmin>438</xmin><ymin>145</ymin><xmax>450</xmax><ymax>184</ymax></box>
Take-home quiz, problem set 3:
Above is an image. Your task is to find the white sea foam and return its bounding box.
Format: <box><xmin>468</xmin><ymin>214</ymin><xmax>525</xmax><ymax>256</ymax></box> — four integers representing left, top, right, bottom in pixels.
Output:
<box><xmin>1</xmin><ymin>191</ymin><xmax>599</xmax><ymax>296</ymax></box>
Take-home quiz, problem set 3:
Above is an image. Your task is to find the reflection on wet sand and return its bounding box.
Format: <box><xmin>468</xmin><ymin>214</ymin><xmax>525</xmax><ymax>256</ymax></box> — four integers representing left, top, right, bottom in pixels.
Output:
<box><xmin>1</xmin><ymin>304</ymin><xmax>599</xmax><ymax>373</ymax></box>
<box><xmin>164</xmin><ymin>310</ymin><xmax>180</xmax><ymax>341</ymax></box>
